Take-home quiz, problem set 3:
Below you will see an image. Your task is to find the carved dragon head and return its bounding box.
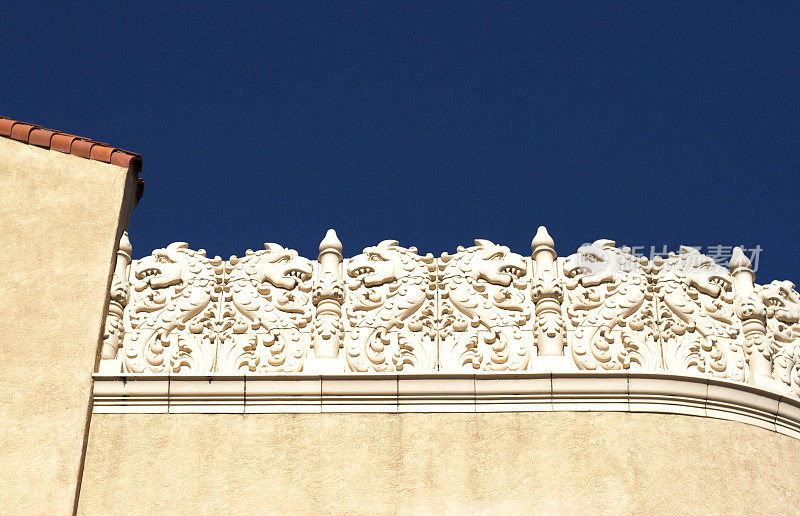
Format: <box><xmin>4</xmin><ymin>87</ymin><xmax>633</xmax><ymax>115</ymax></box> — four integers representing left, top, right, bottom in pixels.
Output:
<box><xmin>564</xmin><ymin>239</ymin><xmax>635</xmax><ymax>287</ymax></box>
<box><xmin>133</xmin><ymin>242</ymin><xmax>188</xmax><ymax>290</ymax></box>
<box><xmin>667</xmin><ymin>246</ymin><xmax>732</xmax><ymax>298</ymax></box>
<box><xmin>467</xmin><ymin>240</ymin><xmax>527</xmax><ymax>287</ymax></box>
<box><xmin>255</xmin><ymin>244</ymin><xmax>312</xmax><ymax>290</ymax></box>
<box><xmin>347</xmin><ymin>240</ymin><xmax>422</xmax><ymax>287</ymax></box>
<box><xmin>759</xmin><ymin>280</ymin><xmax>800</xmax><ymax>324</ymax></box>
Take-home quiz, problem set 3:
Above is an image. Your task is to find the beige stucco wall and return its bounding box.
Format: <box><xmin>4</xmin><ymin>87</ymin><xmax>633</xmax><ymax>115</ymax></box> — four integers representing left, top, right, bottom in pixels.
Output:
<box><xmin>0</xmin><ymin>137</ymin><xmax>137</xmax><ymax>514</ymax></box>
<box><xmin>78</xmin><ymin>412</ymin><xmax>800</xmax><ymax>515</ymax></box>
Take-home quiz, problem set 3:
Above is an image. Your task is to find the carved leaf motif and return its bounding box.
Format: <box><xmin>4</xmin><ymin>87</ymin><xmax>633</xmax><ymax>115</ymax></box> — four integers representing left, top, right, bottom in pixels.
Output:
<box><xmin>101</xmin><ymin>235</ymin><xmax>800</xmax><ymax>392</ymax></box>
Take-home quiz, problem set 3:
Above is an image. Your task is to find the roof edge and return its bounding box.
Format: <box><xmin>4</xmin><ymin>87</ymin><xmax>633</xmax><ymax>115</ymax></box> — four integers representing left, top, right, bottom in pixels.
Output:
<box><xmin>0</xmin><ymin>115</ymin><xmax>144</xmax><ymax>203</ymax></box>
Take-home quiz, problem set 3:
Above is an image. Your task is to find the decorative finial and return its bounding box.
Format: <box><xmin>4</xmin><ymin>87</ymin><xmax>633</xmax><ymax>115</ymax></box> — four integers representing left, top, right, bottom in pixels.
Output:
<box><xmin>119</xmin><ymin>230</ymin><xmax>132</xmax><ymax>256</ymax></box>
<box><xmin>319</xmin><ymin>229</ymin><xmax>343</xmax><ymax>255</ymax></box>
<box><xmin>729</xmin><ymin>246</ymin><xmax>752</xmax><ymax>274</ymax></box>
<box><xmin>531</xmin><ymin>226</ymin><xmax>555</xmax><ymax>254</ymax></box>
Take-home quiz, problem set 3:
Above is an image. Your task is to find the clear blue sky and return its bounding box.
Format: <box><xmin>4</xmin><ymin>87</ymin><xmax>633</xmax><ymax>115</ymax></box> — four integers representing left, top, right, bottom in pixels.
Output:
<box><xmin>3</xmin><ymin>2</ymin><xmax>798</xmax><ymax>282</ymax></box>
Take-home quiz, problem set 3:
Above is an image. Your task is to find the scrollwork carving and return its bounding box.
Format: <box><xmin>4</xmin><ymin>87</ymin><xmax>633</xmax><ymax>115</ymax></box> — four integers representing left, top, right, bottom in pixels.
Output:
<box><xmin>218</xmin><ymin>244</ymin><xmax>313</xmax><ymax>373</ymax></box>
<box><xmin>758</xmin><ymin>280</ymin><xmax>800</xmax><ymax>397</ymax></box>
<box><xmin>563</xmin><ymin>240</ymin><xmax>659</xmax><ymax>370</ymax></box>
<box><xmin>98</xmin><ymin>230</ymin><xmax>796</xmax><ymax>391</ymax></box>
<box><xmin>344</xmin><ymin>240</ymin><xmax>436</xmax><ymax>372</ymax></box>
<box><xmin>656</xmin><ymin>247</ymin><xmax>745</xmax><ymax>380</ymax></box>
<box><xmin>122</xmin><ymin>242</ymin><xmax>223</xmax><ymax>374</ymax></box>
<box><xmin>438</xmin><ymin>240</ymin><xmax>532</xmax><ymax>371</ymax></box>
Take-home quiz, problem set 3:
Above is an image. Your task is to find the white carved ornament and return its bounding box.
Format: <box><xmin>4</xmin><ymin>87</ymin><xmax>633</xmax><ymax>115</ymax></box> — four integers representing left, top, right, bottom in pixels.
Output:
<box><xmin>97</xmin><ymin>228</ymin><xmax>799</xmax><ymax>400</ymax></box>
<box><xmin>438</xmin><ymin>240</ymin><xmax>533</xmax><ymax>371</ymax></box>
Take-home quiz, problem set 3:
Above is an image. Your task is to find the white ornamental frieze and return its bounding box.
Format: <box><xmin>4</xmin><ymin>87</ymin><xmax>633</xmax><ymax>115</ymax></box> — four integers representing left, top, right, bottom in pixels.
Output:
<box><xmin>343</xmin><ymin>240</ymin><xmax>437</xmax><ymax>372</ymax></box>
<box><xmin>563</xmin><ymin>240</ymin><xmax>659</xmax><ymax>371</ymax></box>
<box><xmin>98</xmin><ymin>228</ymin><xmax>795</xmax><ymax>392</ymax></box>
<box><xmin>438</xmin><ymin>240</ymin><xmax>533</xmax><ymax>371</ymax></box>
<box><xmin>122</xmin><ymin>242</ymin><xmax>223</xmax><ymax>374</ymax></box>
<box><xmin>217</xmin><ymin>244</ymin><xmax>313</xmax><ymax>373</ymax></box>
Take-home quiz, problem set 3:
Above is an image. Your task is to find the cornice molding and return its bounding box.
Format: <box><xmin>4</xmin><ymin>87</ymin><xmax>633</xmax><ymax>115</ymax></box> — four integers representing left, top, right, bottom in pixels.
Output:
<box><xmin>92</xmin><ymin>371</ymin><xmax>800</xmax><ymax>440</ymax></box>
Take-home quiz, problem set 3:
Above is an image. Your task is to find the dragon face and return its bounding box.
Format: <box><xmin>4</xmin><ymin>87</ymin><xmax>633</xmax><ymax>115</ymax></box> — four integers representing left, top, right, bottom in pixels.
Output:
<box><xmin>470</xmin><ymin>240</ymin><xmax>527</xmax><ymax>287</ymax></box>
<box><xmin>347</xmin><ymin>241</ymin><xmax>403</xmax><ymax>287</ymax></box>
<box><xmin>673</xmin><ymin>246</ymin><xmax>731</xmax><ymax>298</ymax></box>
<box><xmin>133</xmin><ymin>242</ymin><xmax>186</xmax><ymax>290</ymax></box>
<box><xmin>760</xmin><ymin>280</ymin><xmax>800</xmax><ymax>324</ymax></box>
<box><xmin>563</xmin><ymin>239</ymin><xmax>621</xmax><ymax>287</ymax></box>
<box><xmin>255</xmin><ymin>245</ymin><xmax>312</xmax><ymax>290</ymax></box>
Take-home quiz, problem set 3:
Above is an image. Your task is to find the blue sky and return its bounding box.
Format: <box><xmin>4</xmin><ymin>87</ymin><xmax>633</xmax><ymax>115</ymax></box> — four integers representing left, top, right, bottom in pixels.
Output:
<box><xmin>3</xmin><ymin>2</ymin><xmax>798</xmax><ymax>282</ymax></box>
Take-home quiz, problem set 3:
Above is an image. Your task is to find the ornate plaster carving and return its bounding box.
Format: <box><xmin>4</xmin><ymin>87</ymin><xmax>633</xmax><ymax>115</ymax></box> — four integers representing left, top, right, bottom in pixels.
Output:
<box><xmin>563</xmin><ymin>239</ymin><xmax>658</xmax><ymax>371</ymax></box>
<box><xmin>438</xmin><ymin>240</ymin><xmax>533</xmax><ymax>371</ymax></box>
<box><xmin>101</xmin><ymin>232</ymin><xmax>132</xmax><ymax>360</ymax></box>
<box><xmin>758</xmin><ymin>279</ymin><xmax>800</xmax><ymax>396</ymax></box>
<box><xmin>97</xmin><ymin>228</ymin><xmax>800</xmax><ymax>401</ymax></box>
<box><xmin>655</xmin><ymin>246</ymin><xmax>745</xmax><ymax>380</ymax></box>
<box><xmin>344</xmin><ymin>240</ymin><xmax>436</xmax><ymax>372</ymax></box>
<box><xmin>121</xmin><ymin>242</ymin><xmax>223</xmax><ymax>374</ymax></box>
<box><xmin>218</xmin><ymin>244</ymin><xmax>313</xmax><ymax>373</ymax></box>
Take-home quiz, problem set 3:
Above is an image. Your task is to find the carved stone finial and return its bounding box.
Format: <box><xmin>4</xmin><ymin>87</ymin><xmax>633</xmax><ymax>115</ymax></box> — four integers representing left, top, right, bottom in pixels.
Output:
<box><xmin>726</xmin><ymin>247</ymin><xmax>772</xmax><ymax>387</ymax></box>
<box><xmin>531</xmin><ymin>226</ymin><xmax>555</xmax><ymax>255</ymax></box>
<box><xmin>311</xmin><ymin>229</ymin><xmax>345</xmax><ymax>369</ymax></box>
<box><xmin>730</xmin><ymin>246</ymin><xmax>756</xmax><ymax>297</ymax></box>
<box><xmin>530</xmin><ymin>226</ymin><xmax>564</xmax><ymax>357</ymax></box>
<box><xmin>729</xmin><ymin>246</ymin><xmax>752</xmax><ymax>275</ymax></box>
<box><xmin>119</xmin><ymin>230</ymin><xmax>132</xmax><ymax>257</ymax></box>
<box><xmin>100</xmin><ymin>231</ymin><xmax>133</xmax><ymax>365</ymax></box>
<box><xmin>319</xmin><ymin>229</ymin><xmax>342</xmax><ymax>257</ymax></box>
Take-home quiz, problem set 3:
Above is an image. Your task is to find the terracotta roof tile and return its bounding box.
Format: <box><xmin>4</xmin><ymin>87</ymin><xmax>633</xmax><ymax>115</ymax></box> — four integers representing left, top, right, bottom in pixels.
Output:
<box><xmin>0</xmin><ymin>114</ymin><xmax>144</xmax><ymax>203</ymax></box>
<box><xmin>28</xmin><ymin>128</ymin><xmax>56</xmax><ymax>148</ymax></box>
<box><xmin>70</xmin><ymin>139</ymin><xmax>95</xmax><ymax>158</ymax></box>
<box><xmin>90</xmin><ymin>145</ymin><xmax>115</xmax><ymax>163</ymax></box>
<box><xmin>51</xmin><ymin>133</ymin><xmax>78</xmax><ymax>153</ymax></box>
<box><xmin>110</xmin><ymin>150</ymin><xmax>141</xmax><ymax>171</ymax></box>
<box><xmin>0</xmin><ymin>119</ymin><xmax>17</xmax><ymax>137</ymax></box>
<box><xmin>10</xmin><ymin>123</ymin><xmax>35</xmax><ymax>142</ymax></box>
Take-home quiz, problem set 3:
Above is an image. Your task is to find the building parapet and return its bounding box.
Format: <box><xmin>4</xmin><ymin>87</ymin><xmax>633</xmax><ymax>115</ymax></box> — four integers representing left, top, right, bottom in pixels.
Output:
<box><xmin>96</xmin><ymin>227</ymin><xmax>800</xmax><ymax>434</ymax></box>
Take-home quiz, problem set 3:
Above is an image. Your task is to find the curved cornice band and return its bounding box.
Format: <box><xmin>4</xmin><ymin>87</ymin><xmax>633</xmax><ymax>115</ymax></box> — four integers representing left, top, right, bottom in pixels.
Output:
<box><xmin>92</xmin><ymin>372</ymin><xmax>800</xmax><ymax>440</ymax></box>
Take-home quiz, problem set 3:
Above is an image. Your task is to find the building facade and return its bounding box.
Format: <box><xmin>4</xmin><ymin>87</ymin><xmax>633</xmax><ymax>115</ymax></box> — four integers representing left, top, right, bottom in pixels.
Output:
<box><xmin>2</xmin><ymin>116</ymin><xmax>800</xmax><ymax>514</ymax></box>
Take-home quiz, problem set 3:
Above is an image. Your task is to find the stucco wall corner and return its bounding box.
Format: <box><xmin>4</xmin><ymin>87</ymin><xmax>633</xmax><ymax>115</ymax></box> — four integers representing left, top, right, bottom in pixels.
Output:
<box><xmin>0</xmin><ymin>135</ymin><xmax>140</xmax><ymax>514</ymax></box>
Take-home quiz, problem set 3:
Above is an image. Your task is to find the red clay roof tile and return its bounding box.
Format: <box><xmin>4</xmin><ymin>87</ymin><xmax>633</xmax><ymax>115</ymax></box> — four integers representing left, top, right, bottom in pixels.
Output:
<box><xmin>70</xmin><ymin>139</ymin><xmax>95</xmax><ymax>158</ymax></box>
<box><xmin>0</xmin><ymin>114</ymin><xmax>144</xmax><ymax>203</ymax></box>
<box><xmin>50</xmin><ymin>133</ymin><xmax>78</xmax><ymax>153</ymax></box>
<box><xmin>10</xmin><ymin>123</ymin><xmax>35</xmax><ymax>142</ymax></box>
<box><xmin>110</xmin><ymin>150</ymin><xmax>141</xmax><ymax>170</ymax></box>
<box><xmin>90</xmin><ymin>145</ymin><xmax>115</xmax><ymax>163</ymax></box>
<box><xmin>28</xmin><ymin>128</ymin><xmax>56</xmax><ymax>148</ymax></box>
<box><xmin>0</xmin><ymin>119</ymin><xmax>17</xmax><ymax>137</ymax></box>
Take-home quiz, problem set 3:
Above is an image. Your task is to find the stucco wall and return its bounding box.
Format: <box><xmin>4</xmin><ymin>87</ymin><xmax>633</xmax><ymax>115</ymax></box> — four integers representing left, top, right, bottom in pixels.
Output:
<box><xmin>78</xmin><ymin>412</ymin><xmax>800</xmax><ymax>514</ymax></box>
<box><xmin>0</xmin><ymin>137</ymin><xmax>137</xmax><ymax>514</ymax></box>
